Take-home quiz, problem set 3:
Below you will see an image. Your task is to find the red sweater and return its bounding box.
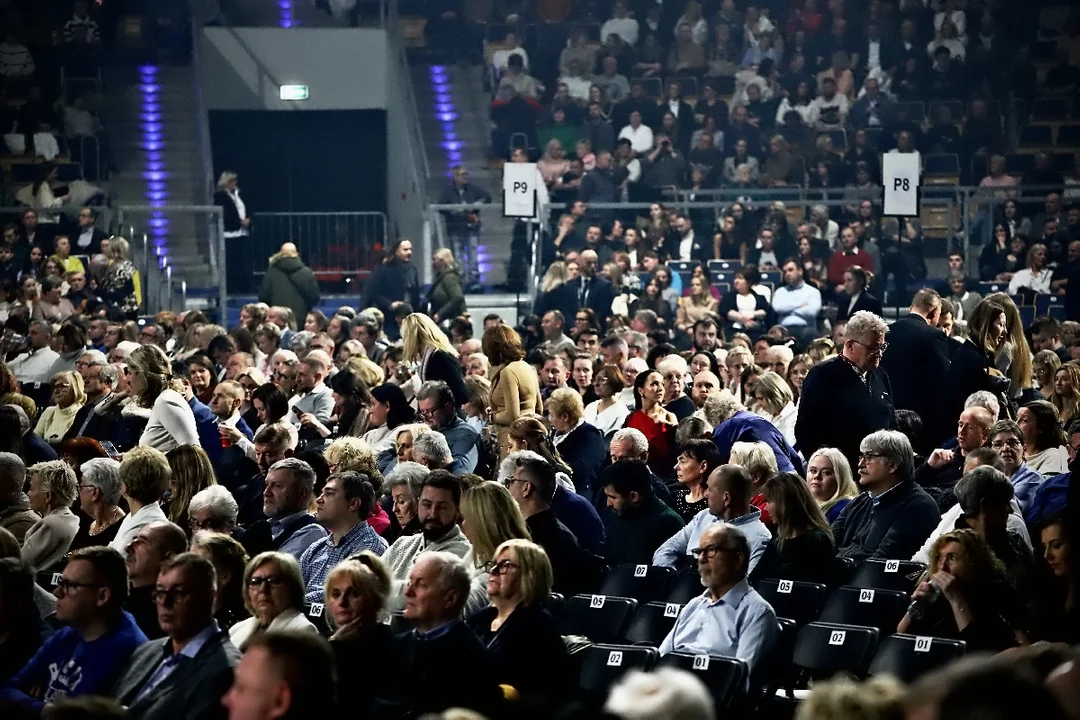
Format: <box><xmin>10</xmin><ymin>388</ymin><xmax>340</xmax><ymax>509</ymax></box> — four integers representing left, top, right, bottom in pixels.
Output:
<box><xmin>827</xmin><ymin>249</ymin><xmax>874</xmax><ymax>285</ymax></box>
<box><xmin>625</xmin><ymin>410</ymin><xmax>677</xmax><ymax>479</ymax></box>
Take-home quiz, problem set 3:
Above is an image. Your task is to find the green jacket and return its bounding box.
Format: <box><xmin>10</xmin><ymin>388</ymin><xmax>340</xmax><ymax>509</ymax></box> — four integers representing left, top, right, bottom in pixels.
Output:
<box><xmin>603</xmin><ymin>495</ymin><xmax>686</xmax><ymax>566</ymax></box>
<box><xmin>258</xmin><ymin>254</ymin><xmax>321</xmax><ymax>323</ymax></box>
<box><xmin>426</xmin><ymin>267</ymin><xmax>465</xmax><ymax>321</ymax></box>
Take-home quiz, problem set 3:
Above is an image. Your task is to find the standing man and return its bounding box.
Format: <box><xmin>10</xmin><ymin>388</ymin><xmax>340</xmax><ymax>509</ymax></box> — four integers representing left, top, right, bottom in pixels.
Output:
<box><xmin>241</xmin><ymin>458</ymin><xmax>327</xmax><ymax>560</ymax></box>
<box><xmin>438</xmin><ymin>165</ymin><xmax>491</xmax><ymax>292</ymax></box>
<box><xmin>795</xmin><ymin>311</ymin><xmax>895</xmax><ymax>470</ymax></box>
<box><xmin>880</xmin><ymin>289</ymin><xmax>952</xmax><ymax>452</ymax></box>
<box><xmin>215</xmin><ymin>171</ymin><xmax>251</xmax><ymax>293</ymax></box>
<box><xmin>74</xmin><ymin>206</ymin><xmax>106</xmax><ymax>255</ymax></box>
<box><xmin>299</xmin><ymin>471</ymin><xmax>387</xmax><ymax>603</ymax></box>
<box><xmin>417</xmin><ymin>381</ymin><xmax>479</xmax><ymax>475</ymax></box>
<box><xmin>112</xmin><ymin>553</ymin><xmax>242</xmax><ymax>720</ymax></box>
<box><xmin>577</xmin><ymin>249</ymin><xmax>614</xmax><ymax>331</ymax></box>
<box><xmin>258</xmin><ymin>243</ymin><xmax>321</xmax><ymax>329</ymax></box>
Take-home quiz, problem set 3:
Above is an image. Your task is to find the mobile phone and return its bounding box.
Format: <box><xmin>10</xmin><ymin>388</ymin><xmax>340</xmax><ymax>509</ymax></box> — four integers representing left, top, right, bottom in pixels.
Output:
<box><xmin>100</xmin><ymin>441</ymin><xmax>121</xmax><ymax>459</ymax></box>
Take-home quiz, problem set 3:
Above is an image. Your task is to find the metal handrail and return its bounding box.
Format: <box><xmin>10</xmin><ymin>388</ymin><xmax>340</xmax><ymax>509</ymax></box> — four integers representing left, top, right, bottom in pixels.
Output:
<box><xmin>390</xmin><ymin>4</ymin><xmax>430</xmax><ymax>191</ymax></box>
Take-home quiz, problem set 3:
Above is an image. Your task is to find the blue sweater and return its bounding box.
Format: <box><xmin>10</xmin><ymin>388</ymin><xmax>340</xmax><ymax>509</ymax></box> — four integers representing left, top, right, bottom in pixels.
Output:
<box><xmin>713</xmin><ymin>410</ymin><xmax>804</xmax><ymax>474</ymax></box>
<box><xmin>1</xmin><ymin>611</ymin><xmax>147</xmax><ymax>710</ymax></box>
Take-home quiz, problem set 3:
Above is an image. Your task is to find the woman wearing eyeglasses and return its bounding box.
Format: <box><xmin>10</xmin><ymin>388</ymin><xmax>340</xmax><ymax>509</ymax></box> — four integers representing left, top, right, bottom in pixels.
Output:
<box><xmin>229</xmin><ymin>551</ymin><xmax>319</xmax><ymax>651</ymax></box>
<box><xmin>460</xmin><ymin>483</ymin><xmax>531</xmax><ymax>616</ymax></box>
<box><xmin>465</xmin><ymin>539</ymin><xmax>570</xmax><ymax>703</ymax></box>
<box><xmin>68</xmin><ymin>458</ymin><xmax>126</xmax><ymax>553</ymax></box>
<box><xmin>34</xmin><ymin>371</ymin><xmax>85</xmax><ymax>447</ymax></box>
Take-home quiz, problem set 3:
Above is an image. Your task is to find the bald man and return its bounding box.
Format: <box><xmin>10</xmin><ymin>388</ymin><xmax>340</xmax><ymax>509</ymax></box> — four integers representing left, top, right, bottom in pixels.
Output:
<box><xmin>576</xmin><ymin>248</ymin><xmax>614</xmax><ymax>331</ymax></box>
<box><xmin>259</xmin><ymin>242</ymin><xmax>321</xmax><ymax>327</ymax></box>
<box><xmin>691</xmin><ymin>371</ymin><xmax>721</xmax><ymax>409</ymax></box>
<box><xmin>915</xmin><ymin>406</ymin><xmax>995</xmax><ymax>511</ymax></box>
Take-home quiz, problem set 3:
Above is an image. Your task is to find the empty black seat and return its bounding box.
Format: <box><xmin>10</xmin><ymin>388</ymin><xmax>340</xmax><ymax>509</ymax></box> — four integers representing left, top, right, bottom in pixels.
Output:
<box><xmin>558</xmin><ymin>594</ymin><xmax>638</xmax><ymax>644</ymax></box>
<box><xmin>623</xmin><ymin>601</ymin><xmax>682</xmax><ymax>647</ymax></box>
<box><xmin>666</xmin><ymin>569</ymin><xmax>705</xmax><ymax>605</ymax></box>
<box><xmin>790</xmin><ymin>622</ymin><xmax>879</xmax><ymax>681</ymax></box>
<box><xmin>754</xmin><ymin>579</ymin><xmax>827</xmax><ymax>627</ymax></box>
<box><xmin>869</xmin><ymin>633</ymin><xmax>966</xmax><ymax>682</ymax></box>
<box><xmin>578</xmin><ymin>643</ymin><xmax>659</xmax><ymax>696</ymax></box>
<box><xmin>546</xmin><ymin>592</ymin><xmax>565</xmax><ymax>620</ymax></box>
<box><xmin>818</xmin><ymin>586</ymin><xmax>910</xmax><ymax>637</ymax></box>
<box><xmin>850</xmin><ymin>559</ymin><xmax>926</xmax><ymax>593</ymax></box>
<box><xmin>825</xmin><ymin>557</ymin><xmax>856</xmax><ymax>588</ymax></box>
<box><xmin>659</xmin><ymin>653</ymin><xmax>748</xmax><ymax>709</ymax></box>
<box><xmin>600</xmin><ymin>565</ymin><xmax>676</xmax><ymax>604</ymax></box>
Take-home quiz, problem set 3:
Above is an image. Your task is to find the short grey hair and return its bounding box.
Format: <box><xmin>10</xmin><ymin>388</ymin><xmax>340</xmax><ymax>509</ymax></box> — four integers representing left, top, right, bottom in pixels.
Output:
<box><xmin>384</xmin><ymin>461</ymin><xmax>429</xmax><ymax>500</ymax></box>
<box><xmin>701</xmin><ymin>389</ymin><xmax>742</xmax><ymax>426</ymax></box>
<box><xmin>80</xmin><ymin>458</ymin><xmax>122</xmax><ymax>506</ymax></box>
<box><xmin>844</xmin><ymin>311</ymin><xmax>888</xmax><ymax>343</ymax></box>
<box><xmin>422</xmin><ymin>551</ymin><xmax>471</xmax><ymax>616</ymax></box>
<box><xmin>605</xmin><ymin>668</ymin><xmax>716</xmax><ymax>720</ymax></box>
<box><xmin>289</xmin><ymin>331</ymin><xmax>314</xmax><ymax>355</ymax></box>
<box><xmin>765</xmin><ymin>345</ymin><xmax>794</xmax><ymax>365</ymax></box>
<box><xmin>81</xmin><ymin>349</ymin><xmax>108</xmax><ymax>367</ymax></box>
<box><xmin>954</xmin><ymin>466</ymin><xmax>1014</xmax><ymax>516</ymax></box>
<box><xmin>28</xmin><ymin>460</ymin><xmax>78</xmax><ymax>508</ymax></box>
<box><xmin>622</xmin><ymin>331</ymin><xmax>648</xmax><ymax>354</ymax></box>
<box><xmin>0</xmin><ymin>452</ymin><xmax>26</xmax><ymax>491</ymax></box>
<box><xmin>97</xmin><ymin>363</ymin><xmax>120</xmax><ymax>388</ymax></box>
<box><xmin>656</xmin><ymin>354</ymin><xmax>688</xmax><ymax>377</ymax></box>
<box><xmin>859</xmin><ymin>430</ymin><xmax>915</xmax><ymax>482</ymax></box>
<box><xmin>267</xmin><ymin>458</ymin><xmax>316</xmax><ymax>497</ymax></box>
<box><xmin>498</xmin><ymin>450</ymin><xmax>545</xmax><ymax>484</ymax></box>
<box><xmin>964</xmin><ymin>391</ymin><xmax>1001</xmax><ymax>424</ymax></box>
<box><xmin>611</xmin><ymin>428</ymin><xmax>649</xmax><ymax>458</ymax></box>
<box><xmin>412</xmin><ymin>432</ymin><xmax>452</xmax><ymax>468</ymax></box>
<box><xmin>188</xmin><ymin>485</ymin><xmax>239</xmax><ymax>527</ymax></box>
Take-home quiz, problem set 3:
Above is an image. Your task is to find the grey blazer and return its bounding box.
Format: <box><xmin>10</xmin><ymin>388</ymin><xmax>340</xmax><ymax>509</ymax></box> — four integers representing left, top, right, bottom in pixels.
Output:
<box><xmin>112</xmin><ymin>630</ymin><xmax>241</xmax><ymax>720</ymax></box>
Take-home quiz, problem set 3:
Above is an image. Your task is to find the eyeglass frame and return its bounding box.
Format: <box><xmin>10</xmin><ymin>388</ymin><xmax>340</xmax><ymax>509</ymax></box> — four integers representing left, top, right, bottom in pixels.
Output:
<box><xmin>55</xmin><ymin>578</ymin><xmax>104</xmax><ymax>593</ymax></box>
<box><xmin>248</xmin><ymin>574</ymin><xmax>288</xmax><ymax>590</ymax></box>
<box><xmin>691</xmin><ymin>543</ymin><xmax>740</xmax><ymax>560</ymax></box>
<box><xmin>990</xmin><ymin>438</ymin><xmax>1021</xmax><ymax>449</ymax></box>
<box><xmin>484</xmin><ymin>559</ymin><xmax>520</xmax><ymax>576</ymax></box>
<box><xmin>151</xmin><ymin>586</ymin><xmax>194</xmax><ymax>605</ymax></box>
<box><xmin>851</xmin><ymin>339</ymin><xmax>888</xmax><ymax>355</ymax></box>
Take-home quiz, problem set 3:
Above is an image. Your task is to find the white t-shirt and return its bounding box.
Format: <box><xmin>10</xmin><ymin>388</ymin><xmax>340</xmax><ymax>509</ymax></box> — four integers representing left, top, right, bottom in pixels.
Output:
<box><xmin>619</xmin><ymin>124</ymin><xmax>655</xmax><ymax>154</ymax></box>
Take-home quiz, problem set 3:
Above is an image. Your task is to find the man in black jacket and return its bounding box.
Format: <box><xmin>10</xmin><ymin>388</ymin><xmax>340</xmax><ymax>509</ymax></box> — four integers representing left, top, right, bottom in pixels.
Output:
<box><xmin>600</xmin><ymin>461</ymin><xmax>684</xmax><ymax>565</ymax></box>
<box><xmin>258</xmin><ymin>243</ymin><xmax>321</xmax><ymax>330</ymax></box>
<box><xmin>914</xmin><ymin>406</ymin><xmax>994</xmax><ymax>511</ymax></box>
<box><xmin>795</xmin><ymin>310</ymin><xmax>895</xmax><ymax>470</ymax></box>
<box><xmin>577</xmin><ymin>249</ymin><xmax>614</xmax><ymax>331</ymax></box>
<box><xmin>832</xmin><ymin>430</ymin><xmax>941</xmax><ymax>561</ymax></box>
<box><xmin>548</xmin><ymin>387</ymin><xmax>607</xmax><ymax>505</ymax></box>
<box><xmin>63</xmin><ymin>361</ymin><xmax>121</xmax><ymax>443</ymax></box>
<box><xmin>880</xmin><ymin>289</ymin><xmax>952</xmax><ymax>452</ymax></box>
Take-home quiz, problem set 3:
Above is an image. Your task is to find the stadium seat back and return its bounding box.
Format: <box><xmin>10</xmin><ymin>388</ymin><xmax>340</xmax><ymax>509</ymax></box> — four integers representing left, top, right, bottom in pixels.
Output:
<box><xmin>850</xmin><ymin>559</ymin><xmax>926</xmax><ymax>593</ymax></box>
<box><xmin>666</xmin><ymin>568</ymin><xmax>706</xmax><ymax>605</ymax></box>
<box><xmin>818</xmin><ymin>586</ymin><xmax>910</xmax><ymax>636</ymax></box>
<box><xmin>600</xmin><ymin>564</ymin><xmax>675</xmax><ymax>604</ymax></box>
<box><xmin>792</xmin><ymin>622</ymin><xmax>879</xmax><ymax>679</ymax></box>
<box><xmin>578</xmin><ymin>643</ymin><xmax>659</xmax><ymax>695</ymax></box>
<box><xmin>868</xmin><ymin>633</ymin><xmax>966</xmax><ymax>682</ymax></box>
<box><xmin>623</xmin><ymin>600</ymin><xmax>682</xmax><ymax>646</ymax></box>
<box><xmin>558</xmin><ymin>594</ymin><xmax>638</xmax><ymax>643</ymax></box>
<box><xmin>659</xmin><ymin>653</ymin><xmax>748</xmax><ymax>709</ymax></box>
<box><xmin>754</xmin><ymin>579</ymin><xmax>827</xmax><ymax>627</ymax></box>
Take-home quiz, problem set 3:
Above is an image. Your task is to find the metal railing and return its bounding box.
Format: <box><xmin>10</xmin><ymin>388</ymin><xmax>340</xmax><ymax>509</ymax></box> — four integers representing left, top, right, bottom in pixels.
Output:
<box><xmin>391</xmin><ymin>4</ymin><xmax>429</xmax><ymax>193</ymax></box>
<box><xmin>249</xmin><ymin>211</ymin><xmax>388</xmax><ymax>293</ymax></box>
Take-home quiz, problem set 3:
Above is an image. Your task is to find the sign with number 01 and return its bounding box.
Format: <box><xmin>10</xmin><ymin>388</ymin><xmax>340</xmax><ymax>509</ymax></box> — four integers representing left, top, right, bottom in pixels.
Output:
<box><xmin>914</xmin><ymin>637</ymin><xmax>933</xmax><ymax>653</ymax></box>
<box><xmin>693</xmin><ymin>655</ymin><xmax>710</xmax><ymax>670</ymax></box>
<box><xmin>828</xmin><ymin>630</ymin><xmax>847</xmax><ymax>646</ymax></box>
<box><xmin>607</xmin><ymin>651</ymin><xmax>624</xmax><ymax>667</ymax></box>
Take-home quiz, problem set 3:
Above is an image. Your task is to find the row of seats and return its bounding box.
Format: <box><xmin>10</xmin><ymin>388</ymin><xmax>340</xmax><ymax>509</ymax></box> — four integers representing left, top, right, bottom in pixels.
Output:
<box><xmin>1019</xmin><ymin>124</ymin><xmax>1080</xmax><ymax>150</ymax></box>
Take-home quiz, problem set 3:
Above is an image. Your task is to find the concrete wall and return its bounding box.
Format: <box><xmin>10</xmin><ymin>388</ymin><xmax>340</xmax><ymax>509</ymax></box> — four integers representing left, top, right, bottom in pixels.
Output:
<box><xmin>200</xmin><ymin>27</ymin><xmax>389</xmax><ymax>110</ymax></box>
<box><xmin>383</xmin><ymin>31</ymin><xmax>425</xmax><ymax>248</ymax></box>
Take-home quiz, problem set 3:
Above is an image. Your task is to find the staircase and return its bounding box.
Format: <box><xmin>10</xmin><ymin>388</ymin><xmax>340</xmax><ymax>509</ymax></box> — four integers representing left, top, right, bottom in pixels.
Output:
<box><xmin>412</xmin><ymin>61</ymin><xmax>516</xmax><ymax>286</ymax></box>
<box><xmin>106</xmin><ymin>63</ymin><xmax>216</xmax><ymax>295</ymax></box>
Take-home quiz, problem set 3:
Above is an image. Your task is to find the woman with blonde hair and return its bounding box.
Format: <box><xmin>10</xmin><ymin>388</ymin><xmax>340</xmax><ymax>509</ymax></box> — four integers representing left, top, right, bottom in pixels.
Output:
<box><xmin>426</xmin><ymin>247</ymin><xmax>465</xmax><ymax>324</ymax></box>
<box><xmin>1050</xmin><ymin>364</ymin><xmax>1080</xmax><ymax>425</ymax></box>
<box><xmin>534</xmin><ymin>260</ymin><xmax>578</xmax><ymax>329</ymax></box>
<box><xmin>1034</xmin><ymin>349</ymin><xmax>1062</xmax><ymax>394</ymax></box>
<box><xmin>537</xmin><ymin>139</ymin><xmax>570</xmax><ymax>185</ymax></box>
<box><xmin>751</xmin><ymin>472</ymin><xmax>834</xmax><ymax>583</ymax></box>
<box><xmin>165</xmin><ymin>445</ymin><xmax>217</xmax><ymax>532</ymax></box>
<box><xmin>730</xmin><ymin>440</ymin><xmax>778</xmax><ymax>524</ymax></box>
<box><xmin>400</xmin><ymin>312</ymin><xmax>468</xmax><ymax>406</ymax></box>
<box><xmin>127</xmin><ymin>344</ymin><xmax>198</xmax><ymax>452</ymax></box>
<box><xmin>751</xmin><ymin>371</ymin><xmax>797</xmax><ymax>447</ymax></box>
<box><xmin>507</xmin><ymin>415</ymin><xmax>572</xmax><ymax>477</ymax></box>
<box><xmin>805</xmin><ymin>447</ymin><xmax>859</xmax><ymax>522</ymax></box>
<box><xmin>485</xmin><ymin>324</ymin><xmax>543</xmax><ymax>456</ymax></box>
<box><xmin>229</xmin><ymin>551</ymin><xmax>319</xmax><ymax>650</ymax></box>
<box><xmin>796</xmin><ymin>676</ymin><xmax>904</xmax><ymax>720</ymax></box>
<box><xmin>326</xmin><ymin>552</ymin><xmax>395</xmax><ymax>688</ymax></box>
<box><xmin>460</xmin><ymin>482</ymin><xmax>531</xmax><ymax>614</ymax></box>
<box><xmin>34</xmin><ymin>371</ymin><xmax>85</xmax><ymax>446</ymax></box>
<box><xmin>676</xmin><ymin>273</ymin><xmax>720</xmax><ymax>333</ymax></box>
<box><xmin>99</xmin><ymin>235</ymin><xmax>141</xmax><ymax>318</ymax></box>
<box><xmin>22</xmin><ymin>460</ymin><xmax>80</xmax><ymax>571</ymax></box>
<box><xmin>324</xmin><ymin>437</ymin><xmax>390</xmax><ymax>534</ymax></box>
<box><xmin>389</xmin><ymin>422</ymin><xmax>432</xmax><ymax>469</ymax></box>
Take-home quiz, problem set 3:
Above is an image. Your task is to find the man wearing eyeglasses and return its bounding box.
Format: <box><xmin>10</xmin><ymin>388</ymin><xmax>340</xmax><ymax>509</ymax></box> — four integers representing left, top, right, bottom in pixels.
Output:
<box><xmin>0</xmin><ymin>547</ymin><xmax>147</xmax><ymax>710</ymax></box>
<box><xmin>112</xmin><ymin>553</ymin><xmax>242</xmax><ymax>720</ymax></box>
<box><xmin>417</xmin><ymin>381</ymin><xmax>478</xmax><ymax>475</ymax></box>
<box><xmin>658</xmin><ymin>524</ymin><xmax>777</xmax><ymax>686</ymax></box>
<box><xmin>914</xmin><ymin>406</ymin><xmax>994</xmax><ymax>512</ymax></box>
<box><xmin>124</xmin><ymin>522</ymin><xmax>189</xmax><ymax>640</ymax></box>
<box><xmin>987</xmin><ymin>419</ymin><xmax>1044</xmax><ymax>514</ymax></box>
<box><xmin>795</xmin><ymin>310</ymin><xmax>896</xmax><ymax>471</ymax></box>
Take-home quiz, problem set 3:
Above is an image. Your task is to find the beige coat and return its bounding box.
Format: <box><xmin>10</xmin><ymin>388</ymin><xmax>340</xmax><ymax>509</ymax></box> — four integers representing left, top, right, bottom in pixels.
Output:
<box><xmin>488</xmin><ymin>360</ymin><xmax>544</xmax><ymax>454</ymax></box>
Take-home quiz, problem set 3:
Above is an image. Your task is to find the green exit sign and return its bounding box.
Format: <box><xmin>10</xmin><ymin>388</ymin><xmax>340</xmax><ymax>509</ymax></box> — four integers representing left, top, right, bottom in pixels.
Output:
<box><xmin>279</xmin><ymin>84</ymin><xmax>309</xmax><ymax>101</ymax></box>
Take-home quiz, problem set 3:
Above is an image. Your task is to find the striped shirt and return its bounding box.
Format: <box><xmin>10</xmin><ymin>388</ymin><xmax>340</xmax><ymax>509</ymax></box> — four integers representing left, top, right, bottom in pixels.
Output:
<box><xmin>300</xmin><ymin>521</ymin><xmax>388</xmax><ymax>603</ymax></box>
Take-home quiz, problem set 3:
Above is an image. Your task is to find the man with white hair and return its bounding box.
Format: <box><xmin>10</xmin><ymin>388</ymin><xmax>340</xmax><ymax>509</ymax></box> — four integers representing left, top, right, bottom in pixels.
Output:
<box><xmin>0</xmin><ymin>452</ymin><xmax>34</xmax><ymax>542</ymax></box>
<box><xmin>606</xmin><ymin>668</ymin><xmax>716</xmax><ymax>720</ymax></box>
<box><xmin>63</xmin><ymin>362</ymin><xmax>120</xmax><ymax>443</ymax></box>
<box><xmin>709</xmin><ymin>391</ymin><xmax>802</xmax><ymax>473</ymax></box>
<box><xmin>610</xmin><ymin>427</ymin><xmax>674</xmax><ymax>505</ymax></box>
<box><xmin>411</xmin><ymin>431</ymin><xmax>453</xmax><ymax>471</ymax></box>
<box><xmin>796</xmin><ymin>311</ymin><xmax>895</xmax><ymax>470</ymax></box>
<box><xmin>658</xmin><ymin>355</ymin><xmax>696</xmax><ymax>420</ymax></box>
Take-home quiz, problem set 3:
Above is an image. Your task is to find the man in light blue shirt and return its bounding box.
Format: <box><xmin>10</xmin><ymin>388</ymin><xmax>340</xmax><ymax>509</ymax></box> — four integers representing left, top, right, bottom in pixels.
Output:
<box><xmin>771</xmin><ymin>260</ymin><xmax>822</xmax><ymax>345</ymax></box>
<box><xmin>653</xmin><ymin>464</ymin><xmax>771</xmax><ymax>571</ymax></box>
<box><xmin>417</xmin><ymin>381</ymin><xmax>478</xmax><ymax>475</ymax></box>
<box><xmin>659</xmin><ymin>524</ymin><xmax>777</xmax><ymax>686</ymax></box>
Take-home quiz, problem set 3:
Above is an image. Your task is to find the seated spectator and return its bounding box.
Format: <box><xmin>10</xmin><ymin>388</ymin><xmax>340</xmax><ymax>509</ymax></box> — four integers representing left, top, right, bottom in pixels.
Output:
<box><xmin>806</xmin><ymin>448</ymin><xmax>860</xmax><ymax>523</ymax></box>
<box><xmin>548</xmin><ymin>387</ymin><xmax>607</xmax><ymax>502</ymax></box>
<box><xmin>22</xmin><ymin>460</ymin><xmax>79</xmax><ymax>571</ymax></box>
<box><xmin>466</xmin><ymin>538</ymin><xmax>570</xmax><ymax>702</ymax></box>
<box><xmin>0</xmin><ymin>557</ymin><xmax>45</xmax><ymax>686</ymax></box>
<box><xmin>915</xmin><ymin>407</ymin><xmax>995</xmax><ymax>510</ymax></box>
<box><xmin>1035</xmin><ymin>514</ymin><xmax>1080</xmax><ymax>643</ymax></box>
<box><xmin>382</xmin><ymin>470</ymin><xmax>471</xmax><ymax>612</ymax></box>
<box><xmin>410</xmin><ymin>431</ymin><xmax>454</xmax><ymax>472</ymax></box>
<box><xmin>1019</xmin><ymin>401</ymin><xmax>1070</xmax><ymax>477</ymax></box>
<box><xmin>898</xmin><ymin>529</ymin><xmax>1019</xmax><ymax>653</ymax></box>
<box><xmin>382</xmin><ymin>461</ymin><xmax>427</xmax><ymax>541</ymax></box>
<box><xmin>828</xmin><ymin>226</ymin><xmax>875</xmax><ymax>291</ymax></box>
<box><xmin>668</xmin><ymin>22</ymin><xmax>707</xmax><ymax>74</ymax></box>
<box><xmin>710</xmin><ymin>390</ymin><xmax>802</xmax><ymax>473</ymax></box>
<box><xmin>240</xmin><ymin>458</ymin><xmax>327</xmax><ymax>560</ymax></box>
<box><xmin>1008</xmin><ymin>243</ymin><xmax>1054</xmax><ymax>297</ymax></box>
<box><xmin>984</xmin><ymin>419</ymin><xmax>1045</xmax><ymax>514</ymax></box>
<box><xmin>751</xmin><ymin>372</ymin><xmax>797</xmax><ymax>448</ymax></box>
<box><xmin>722</xmin><ymin>139</ymin><xmax>761</xmax><ymax>187</ymax></box>
<box><xmin>0</xmin><ymin>547</ymin><xmax>146</xmax><ymax>710</ymax></box>
<box><xmin>730</xmin><ymin>441</ymin><xmax>779</xmax><ymax>525</ymax></box>
<box><xmin>222</xmin><ymin>630</ymin><xmax>335</xmax><ymax>720</ymax></box>
<box><xmin>600</xmin><ymin>460</ymin><xmax>685</xmax><ymax>565</ymax></box>
<box><xmin>584</xmin><ymin>365</ymin><xmax>630</xmax><ymax>436</ymax></box>
<box><xmin>299</xmin><ymin>471</ymin><xmax>386</xmax><ymax>603</ymax></box>
<box><xmin>124</xmin><ymin>521</ymin><xmax>188</xmax><ymax>639</ymax></box>
<box><xmin>417</xmin><ymin>381</ymin><xmax>478</xmax><ymax>475</ymax></box>
<box><xmin>187</xmin><ymin>485</ymin><xmax>238</xmax><ymax>537</ymax></box>
<box><xmin>325</xmin><ymin>552</ymin><xmax>394</xmax><ymax>695</ymax></box>
<box><xmin>190</xmin><ymin>531</ymin><xmax>249</xmax><ymax>631</ymax></box>
<box><xmin>229</xmin><ymin>551</ymin><xmax>319</xmax><ymax>651</ymax></box>
<box><xmin>751</xmin><ymin>472</ymin><xmax>835</xmax><ymax>583</ymax></box>
<box><xmin>113</xmin><ymin>553</ymin><xmax>242</xmax><ymax>717</ymax></box>
<box><xmin>498</xmin><ymin>54</ymin><xmax>542</xmax><ymax>101</ymax></box>
<box><xmin>458</xmin><ymin>482</ymin><xmax>530</xmax><ymax>615</ymax></box>
<box><xmin>624</xmin><ymin>370</ymin><xmax>679</xmax><ymax>479</ymax></box>
<box><xmin>654</xmin><ymin>464</ymin><xmax>771</xmax><ymax>571</ymax></box>
<box><xmin>660</xmin><ymin>524</ymin><xmax>777</xmax><ymax>685</ymax></box>
<box><xmin>807</xmin><ymin>77</ymin><xmax>848</xmax><ymax>128</ymax></box>
<box><xmin>832</xmin><ymin>430</ymin><xmax>941</xmax><ymax>560</ymax></box>
<box><xmin>672</xmin><ymin>439</ymin><xmax>722</xmax><ymax>523</ymax></box>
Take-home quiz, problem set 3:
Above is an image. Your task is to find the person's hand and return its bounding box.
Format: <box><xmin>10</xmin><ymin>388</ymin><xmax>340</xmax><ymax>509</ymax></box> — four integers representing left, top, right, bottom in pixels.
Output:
<box><xmin>931</xmin><ymin>571</ymin><xmax>962</xmax><ymax>604</ymax></box>
<box><xmin>927</xmin><ymin>448</ymin><xmax>954</xmax><ymax>468</ymax></box>
<box><xmin>299</xmin><ymin>412</ymin><xmax>317</xmax><ymax>427</ymax></box>
<box><xmin>61</xmin><ymin>195</ymin><xmax>71</xmax><ymax>202</ymax></box>
<box><xmin>241</xmin><ymin>217</ymin><xmax>251</xmax><ymax>227</ymax></box>
<box><xmin>219</xmin><ymin>425</ymin><xmax>243</xmax><ymax>444</ymax></box>
<box><xmin>390</xmin><ymin>301</ymin><xmax>403</xmax><ymax>310</ymax></box>
<box><xmin>432</xmin><ymin>313</ymin><xmax>440</xmax><ymax>323</ymax></box>
<box><xmin>910</xmin><ymin>580</ymin><xmax>936</xmax><ymax>601</ymax></box>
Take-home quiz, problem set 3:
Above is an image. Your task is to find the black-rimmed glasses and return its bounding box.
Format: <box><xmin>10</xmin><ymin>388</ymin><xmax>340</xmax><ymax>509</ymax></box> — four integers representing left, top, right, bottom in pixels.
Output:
<box><xmin>484</xmin><ymin>560</ymin><xmax>519</xmax><ymax>576</ymax></box>
<box><xmin>852</xmin><ymin>339</ymin><xmax>888</xmax><ymax>355</ymax></box>
<box><xmin>691</xmin><ymin>544</ymin><xmax>737</xmax><ymax>560</ymax></box>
